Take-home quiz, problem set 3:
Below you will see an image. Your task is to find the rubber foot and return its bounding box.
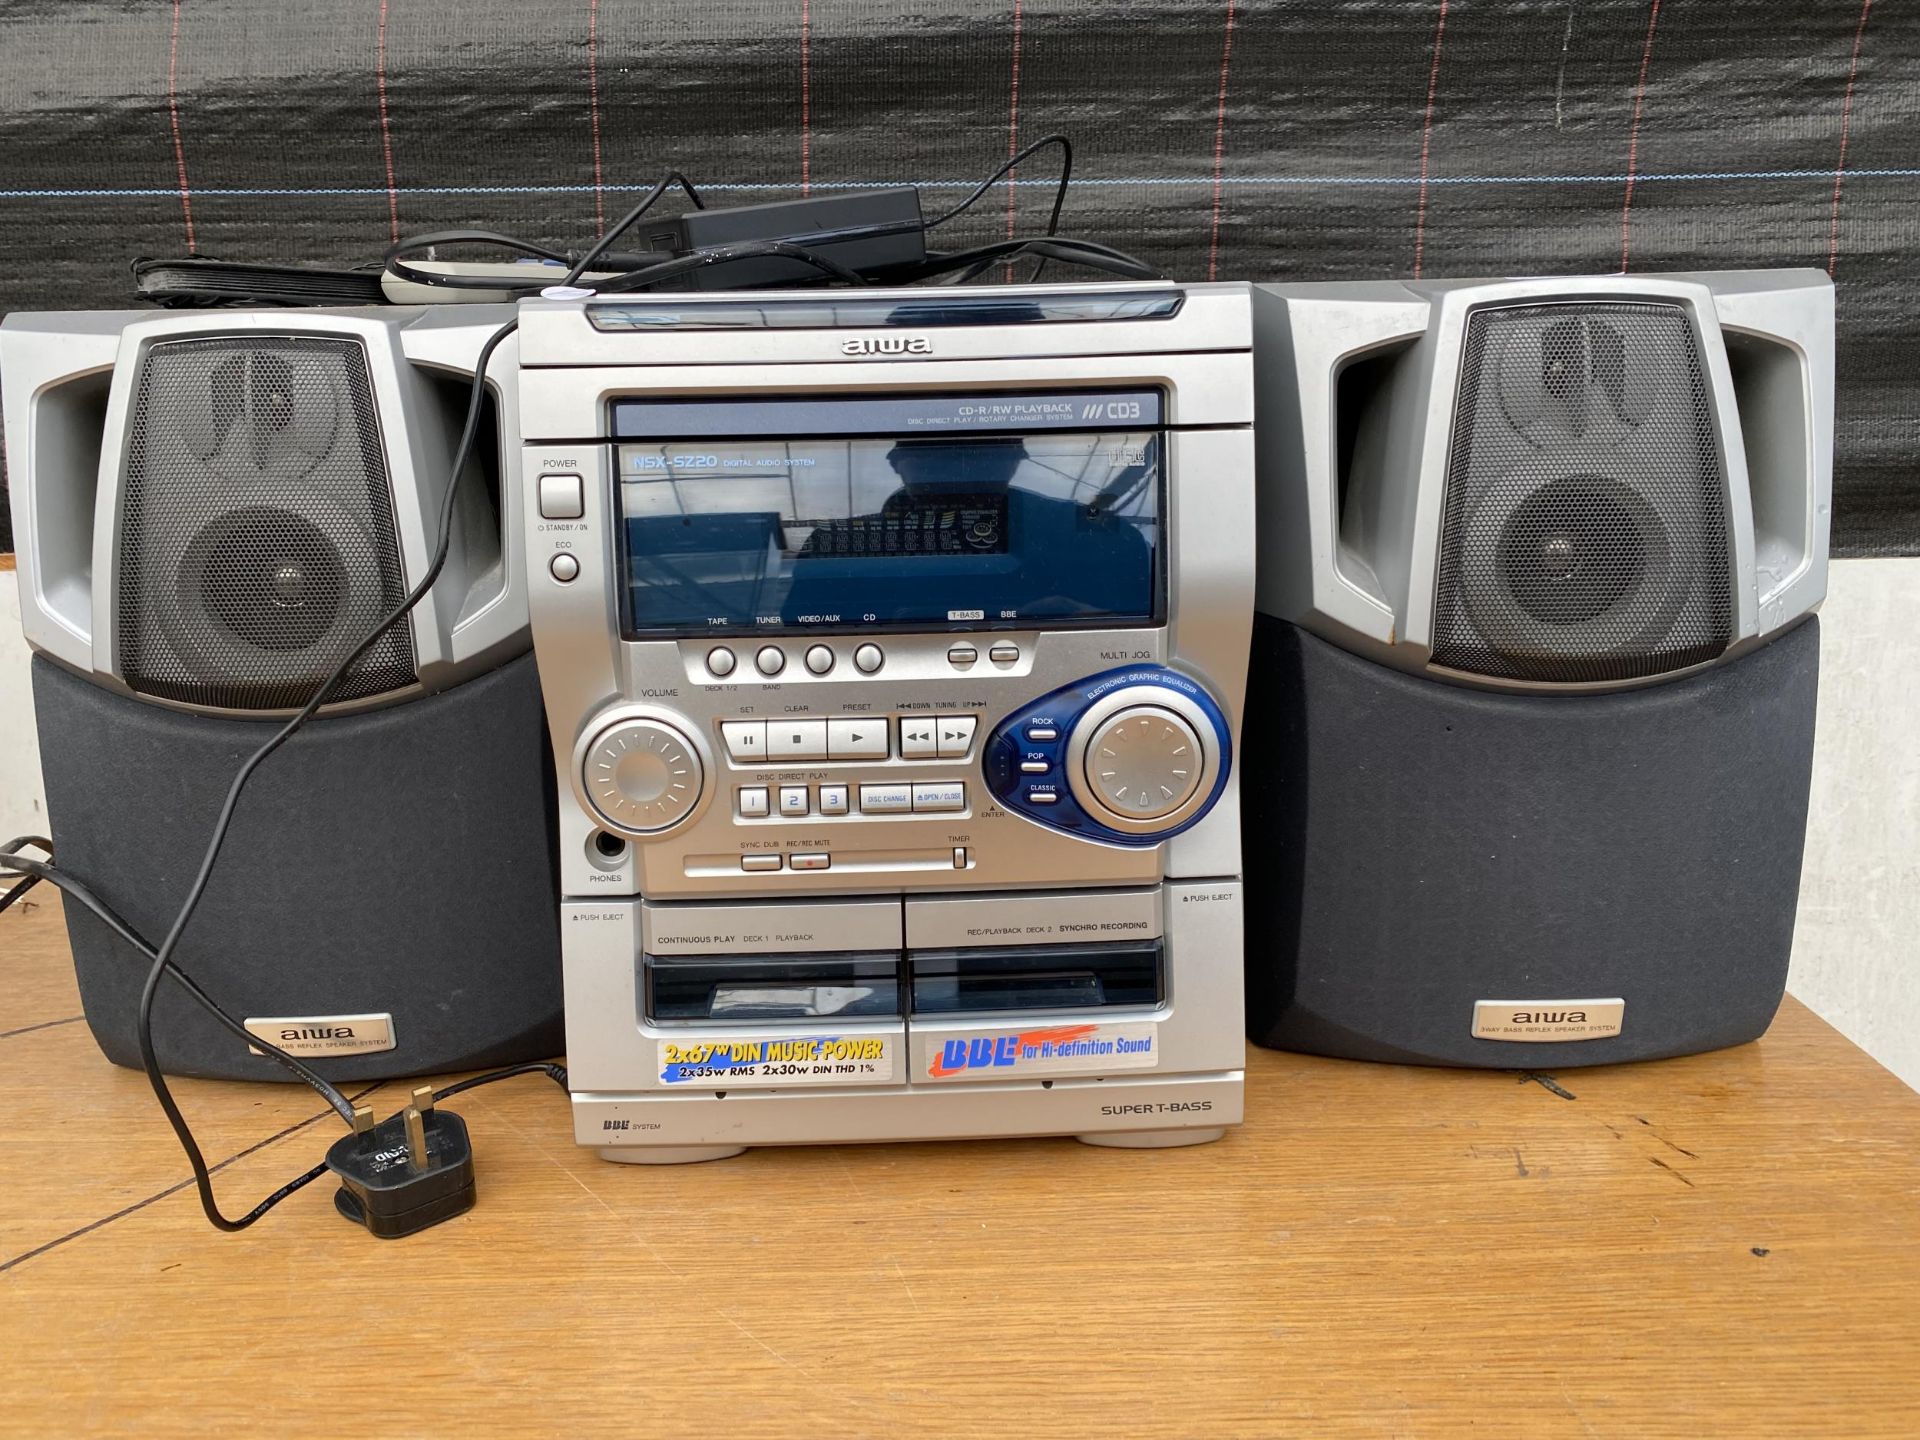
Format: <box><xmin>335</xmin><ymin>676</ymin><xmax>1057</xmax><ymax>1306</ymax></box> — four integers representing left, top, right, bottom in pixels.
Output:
<box><xmin>1076</xmin><ymin>1127</ymin><xmax>1227</xmax><ymax>1150</ymax></box>
<box><xmin>595</xmin><ymin>1144</ymin><xmax>747</xmax><ymax>1165</ymax></box>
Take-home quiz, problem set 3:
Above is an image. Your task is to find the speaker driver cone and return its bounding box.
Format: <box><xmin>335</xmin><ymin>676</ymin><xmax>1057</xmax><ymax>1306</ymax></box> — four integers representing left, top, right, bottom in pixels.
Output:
<box><xmin>1459</xmin><ymin>469</ymin><xmax>1685</xmax><ymax>679</ymax></box>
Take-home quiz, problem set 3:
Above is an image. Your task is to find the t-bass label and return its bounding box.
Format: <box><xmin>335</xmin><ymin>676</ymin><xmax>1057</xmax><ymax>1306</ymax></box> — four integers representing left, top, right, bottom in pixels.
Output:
<box><xmin>656</xmin><ymin>1034</ymin><xmax>894</xmax><ymax>1087</ymax></box>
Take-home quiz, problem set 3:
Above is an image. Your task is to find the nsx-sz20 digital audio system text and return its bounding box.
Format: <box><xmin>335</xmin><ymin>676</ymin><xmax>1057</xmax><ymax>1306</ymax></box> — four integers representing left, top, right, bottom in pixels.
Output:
<box><xmin>519</xmin><ymin>283</ymin><xmax>1253</xmax><ymax>1161</ymax></box>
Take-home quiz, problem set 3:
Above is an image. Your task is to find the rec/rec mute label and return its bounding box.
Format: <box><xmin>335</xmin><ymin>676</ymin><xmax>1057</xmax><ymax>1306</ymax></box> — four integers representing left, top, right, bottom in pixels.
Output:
<box><xmin>656</xmin><ymin>1034</ymin><xmax>895</xmax><ymax>1086</ymax></box>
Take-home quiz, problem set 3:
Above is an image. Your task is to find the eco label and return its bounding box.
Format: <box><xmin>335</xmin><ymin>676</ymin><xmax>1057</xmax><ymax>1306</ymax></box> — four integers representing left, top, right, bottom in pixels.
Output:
<box><xmin>656</xmin><ymin>1034</ymin><xmax>895</xmax><ymax>1087</ymax></box>
<box><xmin>924</xmin><ymin>1022</ymin><xmax>1160</xmax><ymax>1081</ymax></box>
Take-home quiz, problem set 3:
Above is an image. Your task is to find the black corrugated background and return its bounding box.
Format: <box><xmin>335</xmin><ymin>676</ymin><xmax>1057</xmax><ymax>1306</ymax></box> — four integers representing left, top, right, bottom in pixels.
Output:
<box><xmin>2</xmin><ymin>0</ymin><xmax>1913</xmax><ymax>555</ymax></box>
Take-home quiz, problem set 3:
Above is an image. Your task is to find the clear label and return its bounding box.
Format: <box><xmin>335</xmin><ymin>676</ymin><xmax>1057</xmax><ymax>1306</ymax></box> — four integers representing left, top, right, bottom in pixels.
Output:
<box><xmin>656</xmin><ymin>1033</ymin><xmax>895</xmax><ymax>1086</ymax></box>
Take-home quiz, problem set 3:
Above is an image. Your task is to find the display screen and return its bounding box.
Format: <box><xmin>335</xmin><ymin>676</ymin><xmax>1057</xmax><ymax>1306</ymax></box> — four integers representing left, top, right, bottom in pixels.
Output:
<box><xmin>614</xmin><ymin>404</ymin><xmax>1163</xmax><ymax>636</ymax></box>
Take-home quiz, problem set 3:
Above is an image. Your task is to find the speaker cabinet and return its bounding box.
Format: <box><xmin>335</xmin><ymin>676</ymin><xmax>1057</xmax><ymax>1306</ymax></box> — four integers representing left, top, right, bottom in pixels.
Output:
<box><xmin>1248</xmin><ymin>271</ymin><xmax>1833</xmax><ymax>1067</ymax></box>
<box><xmin>2</xmin><ymin>307</ymin><xmax>562</xmax><ymax>1080</ymax></box>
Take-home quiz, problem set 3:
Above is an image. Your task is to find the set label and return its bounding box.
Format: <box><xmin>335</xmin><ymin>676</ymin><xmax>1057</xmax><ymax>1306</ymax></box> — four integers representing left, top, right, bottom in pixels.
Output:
<box><xmin>656</xmin><ymin>1034</ymin><xmax>894</xmax><ymax>1087</ymax></box>
<box><xmin>924</xmin><ymin>1022</ymin><xmax>1161</xmax><ymax>1081</ymax></box>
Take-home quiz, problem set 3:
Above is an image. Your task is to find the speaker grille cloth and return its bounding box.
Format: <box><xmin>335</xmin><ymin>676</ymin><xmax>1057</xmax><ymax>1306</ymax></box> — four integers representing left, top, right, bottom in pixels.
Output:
<box><xmin>1431</xmin><ymin>302</ymin><xmax>1734</xmax><ymax>684</ymax></box>
<box><xmin>117</xmin><ymin>336</ymin><xmax>415</xmax><ymax>709</ymax></box>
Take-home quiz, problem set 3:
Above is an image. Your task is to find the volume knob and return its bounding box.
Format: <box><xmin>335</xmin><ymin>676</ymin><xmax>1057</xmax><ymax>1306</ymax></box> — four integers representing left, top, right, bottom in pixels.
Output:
<box><xmin>1077</xmin><ymin>706</ymin><xmax>1205</xmax><ymax>824</ymax></box>
<box><xmin>581</xmin><ymin>717</ymin><xmax>705</xmax><ymax>835</ymax></box>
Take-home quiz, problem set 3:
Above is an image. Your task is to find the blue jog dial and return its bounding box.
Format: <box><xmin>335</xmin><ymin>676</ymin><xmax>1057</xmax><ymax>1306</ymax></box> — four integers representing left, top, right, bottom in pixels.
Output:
<box><xmin>983</xmin><ymin>666</ymin><xmax>1233</xmax><ymax>847</ymax></box>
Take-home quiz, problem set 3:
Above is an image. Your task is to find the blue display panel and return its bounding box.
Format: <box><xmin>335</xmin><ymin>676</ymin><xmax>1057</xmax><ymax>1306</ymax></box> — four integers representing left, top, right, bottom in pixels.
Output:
<box><xmin>615</xmin><ymin>429</ymin><xmax>1163</xmax><ymax>637</ymax></box>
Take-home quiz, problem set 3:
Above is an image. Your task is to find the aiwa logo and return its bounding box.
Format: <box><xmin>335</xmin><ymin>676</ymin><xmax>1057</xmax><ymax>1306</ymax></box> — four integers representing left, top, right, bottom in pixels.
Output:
<box><xmin>840</xmin><ymin>335</ymin><xmax>932</xmax><ymax>356</ymax></box>
<box><xmin>244</xmin><ymin>1012</ymin><xmax>396</xmax><ymax>1057</ymax></box>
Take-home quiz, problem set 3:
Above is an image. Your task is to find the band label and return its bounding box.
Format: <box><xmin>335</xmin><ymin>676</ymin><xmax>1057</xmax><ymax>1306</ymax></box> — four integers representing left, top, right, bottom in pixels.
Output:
<box><xmin>923</xmin><ymin>1022</ymin><xmax>1160</xmax><ymax>1081</ymax></box>
<box><xmin>656</xmin><ymin>1034</ymin><xmax>895</xmax><ymax>1087</ymax></box>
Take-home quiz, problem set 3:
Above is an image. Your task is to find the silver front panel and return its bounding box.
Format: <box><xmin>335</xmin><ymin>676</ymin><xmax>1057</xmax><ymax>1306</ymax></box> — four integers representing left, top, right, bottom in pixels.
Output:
<box><xmin>564</xmin><ymin>880</ymin><xmax>1245</xmax><ymax>1149</ymax></box>
<box><xmin>526</xmin><ymin>284</ymin><xmax>1254</xmax><ymax>903</ymax></box>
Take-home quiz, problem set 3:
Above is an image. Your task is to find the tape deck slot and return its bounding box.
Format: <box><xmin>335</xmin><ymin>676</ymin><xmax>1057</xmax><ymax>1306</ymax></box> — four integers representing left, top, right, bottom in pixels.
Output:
<box><xmin>645</xmin><ymin>952</ymin><xmax>903</xmax><ymax>1023</ymax></box>
<box><xmin>908</xmin><ymin>940</ymin><xmax>1163</xmax><ymax>1015</ymax></box>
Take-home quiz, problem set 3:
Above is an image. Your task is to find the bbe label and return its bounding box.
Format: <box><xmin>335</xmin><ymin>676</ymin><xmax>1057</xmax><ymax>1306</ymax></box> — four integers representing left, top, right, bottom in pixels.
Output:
<box><xmin>656</xmin><ymin>1034</ymin><xmax>894</xmax><ymax>1087</ymax></box>
<box><xmin>924</xmin><ymin>1022</ymin><xmax>1160</xmax><ymax>1081</ymax></box>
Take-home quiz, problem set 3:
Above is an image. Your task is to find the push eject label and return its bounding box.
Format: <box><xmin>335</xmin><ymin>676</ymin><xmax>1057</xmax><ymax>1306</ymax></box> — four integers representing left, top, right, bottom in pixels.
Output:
<box><xmin>657</xmin><ymin>1034</ymin><xmax>895</xmax><ymax>1087</ymax></box>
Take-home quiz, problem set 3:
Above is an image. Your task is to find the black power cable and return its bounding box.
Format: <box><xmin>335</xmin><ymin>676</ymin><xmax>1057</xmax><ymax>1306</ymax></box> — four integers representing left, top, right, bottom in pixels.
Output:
<box><xmin>1</xmin><ymin>837</ymin><xmax>569</xmax><ymax>1230</ymax></box>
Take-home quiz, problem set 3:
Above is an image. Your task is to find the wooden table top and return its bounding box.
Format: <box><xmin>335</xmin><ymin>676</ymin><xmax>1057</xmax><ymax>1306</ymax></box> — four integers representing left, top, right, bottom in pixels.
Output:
<box><xmin>3</xmin><ymin>891</ymin><xmax>1917</xmax><ymax>1438</ymax></box>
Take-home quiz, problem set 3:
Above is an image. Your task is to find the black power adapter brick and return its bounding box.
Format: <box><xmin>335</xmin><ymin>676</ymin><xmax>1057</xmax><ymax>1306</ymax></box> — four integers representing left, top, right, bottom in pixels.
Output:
<box><xmin>643</xmin><ymin>186</ymin><xmax>926</xmax><ymax>290</ymax></box>
<box><xmin>325</xmin><ymin>1086</ymin><xmax>476</xmax><ymax>1239</ymax></box>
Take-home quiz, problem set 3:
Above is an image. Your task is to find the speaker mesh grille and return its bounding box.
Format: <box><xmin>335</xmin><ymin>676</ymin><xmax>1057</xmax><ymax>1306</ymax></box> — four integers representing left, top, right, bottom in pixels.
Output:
<box><xmin>1431</xmin><ymin>302</ymin><xmax>1734</xmax><ymax>684</ymax></box>
<box><xmin>117</xmin><ymin>336</ymin><xmax>416</xmax><ymax>710</ymax></box>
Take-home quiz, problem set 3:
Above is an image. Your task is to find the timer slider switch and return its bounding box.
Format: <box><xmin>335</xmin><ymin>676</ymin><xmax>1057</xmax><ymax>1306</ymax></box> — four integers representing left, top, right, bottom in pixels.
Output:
<box><xmin>326</xmin><ymin>1083</ymin><xmax>477</xmax><ymax>1239</ymax></box>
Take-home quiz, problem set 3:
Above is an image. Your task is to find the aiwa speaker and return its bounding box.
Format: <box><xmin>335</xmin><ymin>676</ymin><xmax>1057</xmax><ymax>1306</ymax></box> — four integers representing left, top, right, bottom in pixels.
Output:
<box><xmin>1</xmin><ymin>307</ymin><xmax>562</xmax><ymax>1080</ymax></box>
<box><xmin>1246</xmin><ymin>271</ymin><xmax>1832</xmax><ymax>1066</ymax></box>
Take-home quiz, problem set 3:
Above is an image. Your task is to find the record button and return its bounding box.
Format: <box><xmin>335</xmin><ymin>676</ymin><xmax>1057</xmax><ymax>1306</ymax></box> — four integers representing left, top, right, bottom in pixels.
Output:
<box><xmin>789</xmin><ymin>852</ymin><xmax>831</xmax><ymax>871</ymax></box>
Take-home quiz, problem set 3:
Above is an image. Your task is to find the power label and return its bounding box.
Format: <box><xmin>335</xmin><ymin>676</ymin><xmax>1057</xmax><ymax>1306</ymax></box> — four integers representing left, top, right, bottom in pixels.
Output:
<box><xmin>656</xmin><ymin>1034</ymin><xmax>895</xmax><ymax>1087</ymax></box>
<box><xmin>923</xmin><ymin>1023</ymin><xmax>1161</xmax><ymax>1081</ymax></box>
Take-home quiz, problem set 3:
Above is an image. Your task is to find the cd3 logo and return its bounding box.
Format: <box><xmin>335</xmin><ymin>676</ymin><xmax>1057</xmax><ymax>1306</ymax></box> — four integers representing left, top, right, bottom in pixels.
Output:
<box><xmin>840</xmin><ymin>335</ymin><xmax>932</xmax><ymax>355</ymax></box>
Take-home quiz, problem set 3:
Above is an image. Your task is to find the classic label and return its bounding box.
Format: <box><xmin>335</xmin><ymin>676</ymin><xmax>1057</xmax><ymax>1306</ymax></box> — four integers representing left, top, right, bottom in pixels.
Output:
<box><xmin>1471</xmin><ymin>998</ymin><xmax>1626</xmax><ymax>1042</ymax></box>
<box><xmin>656</xmin><ymin>1034</ymin><xmax>895</xmax><ymax>1087</ymax></box>
<box><xmin>923</xmin><ymin>1022</ymin><xmax>1160</xmax><ymax>1081</ymax></box>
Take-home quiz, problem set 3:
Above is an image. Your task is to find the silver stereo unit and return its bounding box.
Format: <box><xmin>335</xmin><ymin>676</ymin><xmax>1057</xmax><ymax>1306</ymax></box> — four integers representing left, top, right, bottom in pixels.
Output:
<box><xmin>518</xmin><ymin>282</ymin><xmax>1254</xmax><ymax>1162</ymax></box>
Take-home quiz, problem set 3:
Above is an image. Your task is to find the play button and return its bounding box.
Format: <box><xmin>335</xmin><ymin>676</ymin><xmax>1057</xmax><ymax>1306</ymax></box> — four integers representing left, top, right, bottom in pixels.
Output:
<box><xmin>827</xmin><ymin>717</ymin><xmax>890</xmax><ymax>760</ymax></box>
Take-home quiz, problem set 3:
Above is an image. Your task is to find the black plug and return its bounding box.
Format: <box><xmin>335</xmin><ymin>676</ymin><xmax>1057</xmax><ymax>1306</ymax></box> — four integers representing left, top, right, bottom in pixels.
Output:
<box><xmin>325</xmin><ymin>1085</ymin><xmax>475</xmax><ymax>1239</ymax></box>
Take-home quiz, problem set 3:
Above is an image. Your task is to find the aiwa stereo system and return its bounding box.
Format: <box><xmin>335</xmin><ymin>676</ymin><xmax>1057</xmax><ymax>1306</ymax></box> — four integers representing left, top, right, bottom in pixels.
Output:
<box><xmin>1</xmin><ymin>270</ymin><xmax>1837</xmax><ymax>1166</ymax></box>
<box><xmin>518</xmin><ymin>285</ymin><xmax>1254</xmax><ymax>1160</ymax></box>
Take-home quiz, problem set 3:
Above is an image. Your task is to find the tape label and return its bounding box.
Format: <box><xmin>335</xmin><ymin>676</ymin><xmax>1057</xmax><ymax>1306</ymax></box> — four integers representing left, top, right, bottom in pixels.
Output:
<box><xmin>657</xmin><ymin>1034</ymin><xmax>894</xmax><ymax>1086</ymax></box>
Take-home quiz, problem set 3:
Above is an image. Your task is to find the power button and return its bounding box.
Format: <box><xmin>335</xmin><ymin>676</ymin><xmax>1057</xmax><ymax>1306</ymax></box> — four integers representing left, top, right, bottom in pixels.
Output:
<box><xmin>538</xmin><ymin>472</ymin><xmax>584</xmax><ymax>520</ymax></box>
